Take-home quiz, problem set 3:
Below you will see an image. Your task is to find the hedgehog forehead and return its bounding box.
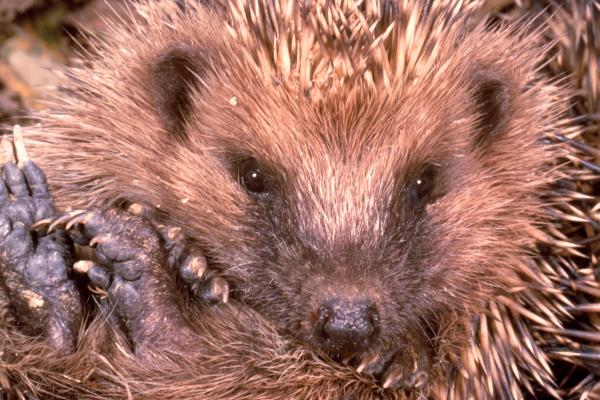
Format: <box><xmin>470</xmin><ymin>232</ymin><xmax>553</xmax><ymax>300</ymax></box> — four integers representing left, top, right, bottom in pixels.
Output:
<box><xmin>207</xmin><ymin>78</ymin><xmax>459</xmax><ymax>191</ymax></box>
<box><xmin>225</xmin><ymin>0</ymin><xmax>476</xmax><ymax>100</ymax></box>
<box><xmin>220</xmin><ymin>80</ymin><xmax>460</xmax><ymax>174</ymax></box>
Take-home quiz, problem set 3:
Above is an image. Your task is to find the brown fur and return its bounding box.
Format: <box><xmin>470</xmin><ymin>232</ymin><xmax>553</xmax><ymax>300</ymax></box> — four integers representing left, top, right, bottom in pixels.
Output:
<box><xmin>1</xmin><ymin>0</ymin><xmax>569</xmax><ymax>399</ymax></box>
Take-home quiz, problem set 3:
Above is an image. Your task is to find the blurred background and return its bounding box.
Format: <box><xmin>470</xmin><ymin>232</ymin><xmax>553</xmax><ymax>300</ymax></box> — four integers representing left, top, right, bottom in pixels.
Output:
<box><xmin>0</xmin><ymin>0</ymin><xmax>131</xmax><ymax>123</ymax></box>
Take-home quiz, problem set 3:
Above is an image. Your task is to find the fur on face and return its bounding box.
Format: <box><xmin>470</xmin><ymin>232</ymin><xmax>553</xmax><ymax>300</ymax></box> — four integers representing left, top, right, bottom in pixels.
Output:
<box><xmin>19</xmin><ymin>0</ymin><xmax>566</xmax><ymax>395</ymax></box>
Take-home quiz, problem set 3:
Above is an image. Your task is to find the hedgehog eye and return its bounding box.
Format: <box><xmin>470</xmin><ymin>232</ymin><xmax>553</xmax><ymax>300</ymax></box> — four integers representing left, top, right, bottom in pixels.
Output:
<box><xmin>409</xmin><ymin>165</ymin><xmax>437</xmax><ymax>203</ymax></box>
<box><xmin>238</xmin><ymin>157</ymin><xmax>271</xmax><ymax>195</ymax></box>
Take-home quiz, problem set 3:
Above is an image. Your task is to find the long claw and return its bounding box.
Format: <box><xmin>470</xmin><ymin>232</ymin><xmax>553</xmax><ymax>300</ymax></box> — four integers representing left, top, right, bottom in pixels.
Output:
<box><xmin>357</xmin><ymin>351</ymin><xmax>380</xmax><ymax>374</ymax></box>
<box><xmin>48</xmin><ymin>213</ymin><xmax>78</xmax><ymax>233</ymax></box>
<box><xmin>13</xmin><ymin>125</ymin><xmax>29</xmax><ymax>167</ymax></box>
<box><xmin>413</xmin><ymin>370</ymin><xmax>427</xmax><ymax>389</ymax></box>
<box><xmin>31</xmin><ymin>217</ymin><xmax>53</xmax><ymax>231</ymax></box>
<box><xmin>42</xmin><ymin>210</ymin><xmax>86</xmax><ymax>233</ymax></box>
<box><xmin>89</xmin><ymin>233</ymin><xmax>112</xmax><ymax>248</ymax></box>
<box><xmin>383</xmin><ymin>369</ymin><xmax>402</xmax><ymax>389</ymax></box>
<box><xmin>64</xmin><ymin>211</ymin><xmax>94</xmax><ymax>231</ymax></box>
<box><xmin>380</xmin><ymin>353</ymin><xmax>426</xmax><ymax>390</ymax></box>
<box><xmin>0</xmin><ymin>133</ymin><xmax>15</xmax><ymax>164</ymax></box>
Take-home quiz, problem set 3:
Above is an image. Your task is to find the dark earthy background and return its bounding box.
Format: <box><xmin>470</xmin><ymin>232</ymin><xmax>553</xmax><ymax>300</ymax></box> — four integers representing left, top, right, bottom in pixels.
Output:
<box><xmin>0</xmin><ymin>0</ymin><xmax>134</xmax><ymax>122</ymax></box>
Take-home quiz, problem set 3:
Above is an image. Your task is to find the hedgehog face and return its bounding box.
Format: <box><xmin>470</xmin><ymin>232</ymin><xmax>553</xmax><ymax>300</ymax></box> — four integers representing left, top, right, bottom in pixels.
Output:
<box><xmin>146</xmin><ymin>38</ymin><xmax>550</xmax><ymax>364</ymax></box>
<box><xmin>214</xmin><ymin>110</ymin><xmax>479</xmax><ymax>360</ymax></box>
<box><xmin>227</xmin><ymin>149</ymin><xmax>450</xmax><ymax>359</ymax></box>
<box><xmin>132</xmin><ymin>5</ymin><xmax>560</xmax><ymax>364</ymax></box>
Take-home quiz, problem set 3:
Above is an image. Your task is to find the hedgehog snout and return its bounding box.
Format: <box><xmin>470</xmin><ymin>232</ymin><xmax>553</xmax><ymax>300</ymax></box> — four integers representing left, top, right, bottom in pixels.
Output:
<box><xmin>312</xmin><ymin>298</ymin><xmax>380</xmax><ymax>358</ymax></box>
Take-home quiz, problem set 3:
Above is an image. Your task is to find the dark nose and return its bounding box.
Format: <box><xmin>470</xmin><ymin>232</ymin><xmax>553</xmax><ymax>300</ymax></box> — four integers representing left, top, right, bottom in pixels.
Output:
<box><xmin>313</xmin><ymin>298</ymin><xmax>379</xmax><ymax>357</ymax></box>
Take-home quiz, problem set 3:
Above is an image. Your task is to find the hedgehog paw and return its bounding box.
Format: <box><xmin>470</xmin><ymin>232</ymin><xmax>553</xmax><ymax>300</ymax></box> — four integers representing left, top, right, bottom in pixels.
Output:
<box><xmin>126</xmin><ymin>202</ymin><xmax>229</xmax><ymax>305</ymax></box>
<box><xmin>380</xmin><ymin>349</ymin><xmax>429</xmax><ymax>391</ymax></box>
<box><xmin>0</xmin><ymin>161</ymin><xmax>81</xmax><ymax>352</ymax></box>
<box><xmin>36</xmin><ymin>208</ymin><xmax>161</xmax><ymax>320</ymax></box>
<box><xmin>36</xmin><ymin>206</ymin><xmax>205</xmax><ymax>352</ymax></box>
<box><xmin>357</xmin><ymin>343</ymin><xmax>430</xmax><ymax>391</ymax></box>
<box><xmin>159</xmin><ymin>224</ymin><xmax>229</xmax><ymax>304</ymax></box>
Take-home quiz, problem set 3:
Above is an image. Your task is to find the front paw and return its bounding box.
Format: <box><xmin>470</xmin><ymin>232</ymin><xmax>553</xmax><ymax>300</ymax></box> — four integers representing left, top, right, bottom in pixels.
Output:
<box><xmin>357</xmin><ymin>341</ymin><xmax>431</xmax><ymax>391</ymax></box>
<box><xmin>35</xmin><ymin>207</ymin><xmax>210</xmax><ymax>352</ymax></box>
<box><xmin>126</xmin><ymin>202</ymin><xmax>229</xmax><ymax>305</ymax></box>
<box><xmin>0</xmin><ymin>160</ymin><xmax>81</xmax><ymax>352</ymax></box>
<box><xmin>36</xmin><ymin>208</ymin><xmax>163</xmax><ymax>324</ymax></box>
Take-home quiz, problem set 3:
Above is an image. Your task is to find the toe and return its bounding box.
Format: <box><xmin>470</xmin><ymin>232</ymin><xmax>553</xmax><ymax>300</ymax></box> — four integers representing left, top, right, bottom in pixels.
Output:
<box><xmin>95</xmin><ymin>235</ymin><xmax>141</xmax><ymax>262</ymax></box>
<box><xmin>2</xmin><ymin>224</ymin><xmax>32</xmax><ymax>263</ymax></box>
<box><xmin>21</xmin><ymin>161</ymin><xmax>50</xmax><ymax>199</ymax></box>
<box><xmin>0</xmin><ymin>213</ymin><xmax>11</xmax><ymax>241</ymax></box>
<box><xmin>2</xmin><ymin>162</ymin><xmax>28</xmax><ymax>199</ymax></box>
<box><xmin>109</xmin><ymin>278</ymin><xmax>142</xmax><ymax>319</ymax></box>
<box><xmin>179</xmin><ymin>253</ymin><xmax>207</xmax><ymax>284</ymax></box>
<box><xmin>74</xmin><ymin>260</ymin><xmax>111</xmax><ymax>289</ymax></box>
<box><xmin>194</xmin><ymin>275</ymin><xmax>229</xmax><ymax>304</ymax></box>
<box><xmin>22</xmin><ymin>161</ymin><xmax>54</xmax><ymax>221</ymax></box>
<box><xmin>7</xmin><ymin>200</ymin><xmax>33</xmax><ymax>227</ymax></box>
<box><xmin>23</xmin><ymin>236</ymin><xmax>69</xmax><ymax>287</ymax></box>
<box><xmin>113</xmin><ymin>260</ymin><xmax>143</xmax><ymax>281</ymax></box>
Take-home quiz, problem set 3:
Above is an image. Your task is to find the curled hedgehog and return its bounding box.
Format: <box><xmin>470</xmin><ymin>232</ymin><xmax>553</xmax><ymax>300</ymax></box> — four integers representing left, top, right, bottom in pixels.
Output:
<box><xmin>0</xmin><ymin>0</ymin><xmax>598</xmax><ymax>399</ymax></box>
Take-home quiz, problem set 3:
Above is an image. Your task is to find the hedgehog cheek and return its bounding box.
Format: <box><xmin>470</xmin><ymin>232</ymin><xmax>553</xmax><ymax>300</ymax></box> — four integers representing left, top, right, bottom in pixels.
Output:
<box><xmin>149</xmin><ymin>46</ymin><xmax>205</xmax><ymax>142</ymax></box>
<box><xmin>470</xmin><ymin>75</ymin><xmax>511</xmax><ymax>148</ymax></box>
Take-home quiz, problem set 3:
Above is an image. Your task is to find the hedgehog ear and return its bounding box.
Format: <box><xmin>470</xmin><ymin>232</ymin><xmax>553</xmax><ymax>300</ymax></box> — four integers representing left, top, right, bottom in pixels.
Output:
<box><xmin>470</xmin><ymin>74</ymin><xmax>511</xmax><ymax>148</ymax></box>
<box><xmin>150</xmin><ymin>46</ymin><xmax>204</xmax><ymax>142</ymax></box>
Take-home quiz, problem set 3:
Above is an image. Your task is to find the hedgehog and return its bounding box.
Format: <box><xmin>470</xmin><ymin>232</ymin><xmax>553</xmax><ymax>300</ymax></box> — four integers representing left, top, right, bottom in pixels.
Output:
<box><xmin>0</xmin><ymin>0</ymin><xmax>596</xmax><ymax>399</ymax></box>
